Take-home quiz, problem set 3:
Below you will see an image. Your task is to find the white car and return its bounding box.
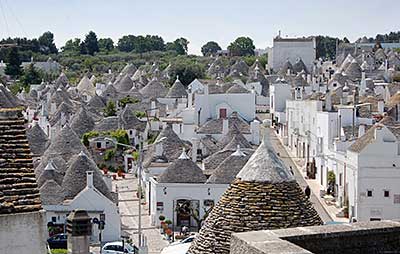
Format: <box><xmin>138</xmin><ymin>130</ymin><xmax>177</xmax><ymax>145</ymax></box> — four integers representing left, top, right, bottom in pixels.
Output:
<box><xmin>101</xmin><ymin>241</ymin><xmax>138</xmax><ymax>254</ymax></box>
<box><xmin>161</xmin><ymin>235</ymin><xmax>196</xmax><ymax>254</ymax></box>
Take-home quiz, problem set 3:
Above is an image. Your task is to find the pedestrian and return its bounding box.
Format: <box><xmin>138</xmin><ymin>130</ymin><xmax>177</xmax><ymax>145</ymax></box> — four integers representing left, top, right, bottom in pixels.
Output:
<box><xmin>304</xmin><ymin>186</ymin><xmax>311</xmax><ymax>199</ymax></box>
<box><xmin>289</xmin><ymin>166</ymin><xmax>294</xmax><ymax>175</ymax></box>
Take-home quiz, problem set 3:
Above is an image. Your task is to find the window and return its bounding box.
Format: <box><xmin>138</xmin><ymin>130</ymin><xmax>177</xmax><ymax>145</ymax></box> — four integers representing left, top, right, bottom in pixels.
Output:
<box><xmin>96</xmin><ymin>142</ymin><xmax>102</xmax><ymax>148</ymax></box>
<box><xmin>384</xmin><ymin>190</ymin><xmax>390</xmax><ymax>197</ymax></box>
<box><xmin>367</xmin><ymin>190</ymin><xmax>373</xmax><ymax>197</ymax></box>
<box><xmin>52</xmin><ymin>217</ymin><xmax>57</xmax><ymax>223</ymax></box>
<box><xmin>339</xmin><ymin>173</ymin><xmax>343</xmax><ymax>187</ymax></box>
<box><xmin>219</xmin><ymin>108</ymin><xmax>227</xmax><ymax>119</ymax></box>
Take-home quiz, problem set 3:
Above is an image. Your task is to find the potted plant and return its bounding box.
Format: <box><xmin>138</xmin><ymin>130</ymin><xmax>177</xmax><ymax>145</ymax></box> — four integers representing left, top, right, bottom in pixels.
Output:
<box><xmin>112</xmin><ymin>174</ymin><xmax>117</xmax><ymax>180</ymax></box>
<box><xmin>117</xmin><ymin>167</ymin><xmax>124</xmax><ymax>177</ymax></box>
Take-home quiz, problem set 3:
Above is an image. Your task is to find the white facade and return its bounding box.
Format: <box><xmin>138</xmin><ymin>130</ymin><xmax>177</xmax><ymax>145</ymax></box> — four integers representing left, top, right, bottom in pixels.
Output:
<box><xmin>269</xmin><ymin>37</ymin><xmax>316</xmax><ymax>72</ymax></box>
<box><xmin>194</xmin><ymin>85</ymin><xmax>256</xmax><ymax>126</ymax></box>
<box><xmin>149</xmin><ymin>178</ymin><xmax>227</xmax><ymax>229</ymax></box>
<box><xmin>43</xmin><ymin>173</ymin><xmax>121</xmax><ymax>243</ymax></box>
<box><xmin>347</xmin><ymin>126</ymin><xmax>400</xmax><ymax>222</ymax></box>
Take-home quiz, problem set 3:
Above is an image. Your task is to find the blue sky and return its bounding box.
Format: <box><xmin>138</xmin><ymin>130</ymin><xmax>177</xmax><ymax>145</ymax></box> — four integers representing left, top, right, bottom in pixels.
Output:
<box><xmin>0</xmin><ymin>0</ymin><xmax>399</xmax><ymax>54</ymax></box>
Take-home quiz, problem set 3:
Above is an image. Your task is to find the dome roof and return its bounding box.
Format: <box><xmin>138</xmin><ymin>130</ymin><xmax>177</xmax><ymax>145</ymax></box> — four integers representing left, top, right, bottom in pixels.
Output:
<box><xmin>27</xmin><ymin>123</ymin><xmax>49</xmax><ymax>156</ymax></box>
<box><xmin>70</xmin><ymin>107</ymin><xmax>95</xmax><ymax>138</ymax></box>
<box><xmin>157</xmin><ymin>150</ymin><xmax>206</xmax><ymax>183</ymax></box>
<box><xmin>188</xmin><ymin>129</ymin><xmax>323</xmax><ymax>254</ymax></box>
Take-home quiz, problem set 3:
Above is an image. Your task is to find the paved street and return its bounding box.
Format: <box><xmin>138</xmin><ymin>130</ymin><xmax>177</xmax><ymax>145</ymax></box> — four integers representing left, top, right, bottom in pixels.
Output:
<box><xmin>115</xmin><ymin>176</ymin><xmax>169</xmax><ymax>254</ymax></box>
<box><xmin>267</xmin><ymin>129</ymin><xmax>333</xmax><ymax>223</ymax></box>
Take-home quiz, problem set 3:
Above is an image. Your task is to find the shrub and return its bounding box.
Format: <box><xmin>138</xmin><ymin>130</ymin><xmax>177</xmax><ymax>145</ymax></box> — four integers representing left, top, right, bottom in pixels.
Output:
<box><xmin>104</xmin><ymin>149</ymin><xmax>115</xmax><ymax>161</ymax></box>
<box><xmin>51</xmin><ymin>249</ymin><xmax>68</xmax><ymax>254</ymax></box>
<box><xmin>164</xmin><ymin>219</ymin><xmax>172</xmax><ymax>225</ymax></box>
<box><xmin>135</xmin><ymin>111</ymin><xmax>146</xmax><ymax>118</ymax></box>
<box><xmin>159</xmin><ymin>215</ymin><xmax>165</xmax><ymax>221</ymax></box>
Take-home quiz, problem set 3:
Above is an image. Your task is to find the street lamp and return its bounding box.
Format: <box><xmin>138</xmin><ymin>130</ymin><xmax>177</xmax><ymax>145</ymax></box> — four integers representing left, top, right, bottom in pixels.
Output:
<box><xmin>105</xmin><ymin>136</ymin><xmax>166</xmax><ymax>250</ymax></box>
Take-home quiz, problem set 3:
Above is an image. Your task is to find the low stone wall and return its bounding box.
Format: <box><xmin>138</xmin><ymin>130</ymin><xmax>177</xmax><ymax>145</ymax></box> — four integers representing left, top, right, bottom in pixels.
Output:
<box><xmin>231</xmin><ymin>220</ymin><xmax>400</xmax><ymax>254</ymax></box>
<box><xmin>0</xmin><ymin>210</ymin><xmax>48</xmax><ymax>254</ymax></box>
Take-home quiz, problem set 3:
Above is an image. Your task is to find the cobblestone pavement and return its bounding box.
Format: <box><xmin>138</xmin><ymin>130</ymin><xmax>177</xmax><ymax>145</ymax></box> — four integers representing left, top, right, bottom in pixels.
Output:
<box><xmin>115</xmin><ymin>175</ymin><xmax>169</xmax><ymax>254</ymax></box>
<box><xmin>267</xmin><ymin>129</ymin><xmax>333</xmax><ymax>223</ymax></box>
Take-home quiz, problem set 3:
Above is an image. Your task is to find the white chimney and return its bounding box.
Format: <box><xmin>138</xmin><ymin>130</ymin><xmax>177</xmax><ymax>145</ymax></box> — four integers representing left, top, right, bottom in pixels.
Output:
<box><xmin>155</xmin><ymin>142</ymin><xmax>163</xmax><ymax>157</ymax></box>
<box><xmin>187</xmin><ymin>92</ymin><xmax>193</xmax><ymax>108</ymax></box>
<box><xmin>222</xmin><ymin>118</ymin><xmax>229</xmax><ymax>135</ymax></box>
<box><xmin>150</xmin><ymin>101</ymin><xmax>156</xmax><ymax>117</ymax></box>
<box><xmin>325</xmin><ymin>90</ymin><xmax>332</xmax><ymax>111</ymax></box>
<box><xmin>358</xmin><ymin>124</ymin><xmax>366</xmax><ymax>137</ymax></box>
<box><xmin>191</xmin><ymin>138</ymin><xmax>198</xmax><ymax>162</ymax></box>
<box><xmin>87</xmin><ymin>171</ymin><xmax>94</xmax><ymax>189</ymax></box>
<box><xmin>374</xmin><ymin>126</ymin><xmax>384</xmax><ymax>141</ymax></box>
<box><xmin>378</xmin><ymin>100</ymin><xmax>384</xmax><ymax>114</ymax></box>
<box><xmin>204</xmin><ymin>84</ymin><xmax>209</xmax><ymax>95</ymax></box>
<box><xmin>360</xmin><ymin>71</ymin><xmax>366</xmax><ymax>96</ymax></box>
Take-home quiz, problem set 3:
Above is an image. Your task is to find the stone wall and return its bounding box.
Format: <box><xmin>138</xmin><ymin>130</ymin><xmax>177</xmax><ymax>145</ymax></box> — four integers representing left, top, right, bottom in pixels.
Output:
<box><xmin>0</xmin><ymin>210</ymin><xmax>48</xmax><ymax>254</ymax></box>
<box><xmin>230</xmin><ymin>220</ymin><xmax>400</xmax><ymax>254</ymax></box>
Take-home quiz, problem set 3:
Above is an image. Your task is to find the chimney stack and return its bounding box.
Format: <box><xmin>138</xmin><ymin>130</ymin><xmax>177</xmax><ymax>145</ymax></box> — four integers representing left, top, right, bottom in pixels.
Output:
<box><xmin>86</xmin><ymin>171</ymin><xmax>94</xmax><ymax>189</ymax></box>
<box><xmin>358</xmin><ymin>124</ymin><xmax>366</xmax><ymax>137</ymax></box>
<box><xmin>222</xmin><ymin>118</ymin><xmax>229</xmax><ymax>135</ymax></box>
<box><xmin>378</xmin><ymin>100</ymin><xmax>384</xmax><ymax>114</ymax></box>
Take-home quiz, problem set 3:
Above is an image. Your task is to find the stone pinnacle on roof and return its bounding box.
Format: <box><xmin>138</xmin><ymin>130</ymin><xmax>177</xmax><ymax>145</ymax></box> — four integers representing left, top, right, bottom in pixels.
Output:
<box><xmin>166</xmin><ymin>76</ymin><xmax>187</xmax><ymax>98</ymax></box>
<box><xmin>188</xmin><ymin>127</ymin><xmax>322</xmax><ymax>254</ymax></box>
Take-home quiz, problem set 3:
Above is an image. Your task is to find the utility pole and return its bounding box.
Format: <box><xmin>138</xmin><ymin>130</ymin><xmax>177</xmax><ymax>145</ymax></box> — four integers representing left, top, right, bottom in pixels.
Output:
<box><xmin>138</xmin><ymin>138</ymin><xmax>143</xmax><ymax>249</ymax></box>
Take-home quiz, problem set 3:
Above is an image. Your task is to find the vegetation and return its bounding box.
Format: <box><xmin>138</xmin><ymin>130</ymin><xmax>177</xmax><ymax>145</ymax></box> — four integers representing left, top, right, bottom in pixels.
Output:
<box><xmin>228</xmin><ymin>37</ymin><xmax>255</xmax><ymax>56</ymax></box>
<box><xmin>80</xmin><ymin>31</ymin><xmax>99</xmax><ymax>56</ymax></box>
<box><xmin>147</xmin><ymin>132</ymin><xmax>158</xmax><ymax>144</ymax></box>
<box><xmin>51</xmin><ymin>249</ymin><xmax>68</xmax><ymax>254</ymax></box>
<box><xmin>4</xmin><ymin>47</ymin><xmax>22</xmax><ymax>77</ymax></box>
<box><xmin>104</xmin><ymin>101</ymin><xmax>117</xmax><ymax>117</ymax></box>
<box><xmin>327</xmin><ymin>171</ymin><xmax>336</xmax><ymax>185</ymax></box>
<box><xmin>82</xmin><ymin>129</ymin><xmax>129</xmax><ymax>147</ymax></box>
<box><xmin>104</xmin><ymin>149</ymin><xmax>116</xmax><ymax>161</ymax></box>
<box><xmin>135</xmin><ymin>111</ymin><xmax>146</xmax><ymax>118</ymax></box>
<box><xmin>201</xmin><ymin>41</ymin><xmax>221</xmax><ymax>56</ymax></box>
<box><xmin>118</xmin><ymin>97</ymin><xmax>140</xmax><ymax>108</ymax></box>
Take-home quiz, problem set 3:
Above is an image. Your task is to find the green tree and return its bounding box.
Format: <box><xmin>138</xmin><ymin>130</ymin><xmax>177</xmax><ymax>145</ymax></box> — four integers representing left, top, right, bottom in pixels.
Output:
<box><xmin>62</xmin><ymin>38</ymin><xmax>81</xmax><ymax>55</ymax></box>
<box><xmin>4</xmin><ymin>47</ymin><xmax>22</xmax><ymax>77</ymax></box>
<box><xmin>316</xmin><ymin>36</ymin><xmax>337</xmax><ymax>60</ymax></box>
<box><xmin>201</xmin><ymin>41</ymin><xmax>221</xmax><ymax>56</ymax></box>
<box><xmin>117</xmin><ymin>35</ymin><xmax>136</xmax><ymax>52</ymax></box>
<box><xmin>20</xmin><ymin>63</ymin><xmax>43</xmax><ymax>86</ymax></box>
<box><xmin>166</xmin><ymin>38</ymin><xmax>189</xmax><ymax>55</ymax></box>
<box><xmin>98</xmin><ymin>38</ymin><xmax>114</xmax><ymax>52</ymax></box>
<box><xmin>82</xmin><ymin>31</ymin><xmax>99</xmax><ymax>56</ymax></box>
<box><xmin>228</xmin><ymin>37</ymin><xmax>255</xmax><ymax>56</ymax></box>
<box><xmin>168</xmin><ymin>58</ymin><xmax>205</xmax><ymax>86</ymax></box>
<box><xmin>38</xmin><ymin>31</ymin><xmax>58</xmax><ymax>54</ymax></box>
<box><xmin>104</xmin><ymin>101</ymin><xmax>117</xmax><ymax>117</ymax></box>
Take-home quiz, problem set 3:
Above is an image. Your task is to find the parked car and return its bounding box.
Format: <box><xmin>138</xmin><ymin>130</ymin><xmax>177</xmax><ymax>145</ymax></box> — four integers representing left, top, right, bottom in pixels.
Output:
<box><xmin>161</xmin><ymin>235</ymin><xmax>197</xmax><ymax>254</ymax></box>
<box><xmin>101</xmin><ymin>241</ymin><xmax>138</xmax><ymax>254</ymax></box>
<box><xmin>47</xmin><ymin>233</ymin><xmax>67</xmax><ymax>249</ymax></box>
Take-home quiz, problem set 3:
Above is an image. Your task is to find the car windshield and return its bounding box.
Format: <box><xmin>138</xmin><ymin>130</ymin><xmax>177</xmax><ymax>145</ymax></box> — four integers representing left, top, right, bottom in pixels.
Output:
<box><xmin>125</xmin><ymin>244</ymin><xmax>134</xmax><ymax>252</ymax></box>
<box><xmin>182</xmin><ymin>237</ymin><xmax>194</xmax><ymax>243</ymax></box>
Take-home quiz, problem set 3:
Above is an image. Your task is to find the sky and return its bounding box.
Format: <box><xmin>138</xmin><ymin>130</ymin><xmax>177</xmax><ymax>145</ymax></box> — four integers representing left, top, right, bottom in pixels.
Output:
<box><xmin>0</xmin><ymin>0</ymin><xmax>399</xmax><ymax>55</ymax></box>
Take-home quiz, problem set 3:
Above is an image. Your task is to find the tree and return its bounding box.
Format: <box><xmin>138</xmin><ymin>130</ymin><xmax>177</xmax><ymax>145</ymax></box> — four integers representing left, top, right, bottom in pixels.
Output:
<box><xmin>20</xmin><ymin>63</ymin><xmax>43</xmax><ymax>85</ymax></box>
<box><xmin>4</xmin><ymin>47</ymin><xmax>22</xmax><ymax>77</ymax></box>
<box><xmin>316</xmin><ymin>36</ymin><xmax>337</xmax><ymax>60</ymax></box>
<box><xmin>117</xmin><ymin>35</ymin><xmax>136</xmax><ymax>52</ymax></box>
<box><xmin>201</xmin><ymin>41</ymin><xmax>221</xmax><ymax>56</ymax></box>
<box><xmin>98</xmin><ymin>38</ymin><xmax>114</xmax><ymax>52</ymax></box>
<box><xmin>62</xmin><ymin>38</ymin><xmax>81</xmax><ymax>54</ymax></box>
<box><xmin>168</xmin><ymin>58</ymin><xmax>205</xmax><ymax>86</ymax></box>
<box><xmin>82</xmin><ymin>31</ymin><xmax>99</xmax><ymax>56</ymax></box>
<box><xmin>228</xmin><ymin>37</ymin><xmax>255</xmax><ymax>56</ymax></box>
<box><xmin>38</xmin><ymin>31</ymin><xmax>58</xmax><ymax>54</ymax></box>
<box><xmin>104</xmin><ymin>101</ymin><xmax>117</xmax><ymax>117</ymax></box>
<box><xmin>166</xmin><ymin>38</ymin><xmax>189</xmax><ymax>55</ymax></box>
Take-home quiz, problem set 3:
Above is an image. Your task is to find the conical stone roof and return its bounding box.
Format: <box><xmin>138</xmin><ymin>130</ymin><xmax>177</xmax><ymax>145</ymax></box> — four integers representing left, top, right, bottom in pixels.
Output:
<box><xmin>55</xmin><ymin>72</ymin><xmax>69</xmax><ymax>88</ymax></box>
<box><xmin>157</xmin><ymin>150</ymin><xmax>206</xmax><ymax>183</ymax></box>
<box><xmin>42</xmin><ymin>124</ymin><xmax>89</xmax><ymax>162</ymax></box>
<box><xmin>39</xmin><ymin>180</ymin><xmax>65</xmax><ymax>205</ymax></box>
<box><xmin>188</xmin><ymin>129</ymin><xmax>323</xmax><ymax>254</ymax></box>
<box><xmin>226</xmin><ymin>84</ymin><xmax>249</xmax><ymax>94</ymax></box>
<box><xmin>62</xmin><ymin>152</ymin><xmax>113</xmax><ymax>201</ymax></box>
<box><xmin>0</xmin><ymin>84</ymin><xmax>23</xmax><ymax>108</ymax></box>
<box><xmin>293</xmin><ymin>58</ymin><xmax>308</xmax><ymax>74</ymax></box>
<box><xmin>26</xmin><ymin>123</ymin><xmax>49</xmax><ymax>156</ymax></box>
<box><xmin>139</xmin><ymin>78</ymin><xmax>168</xmax><ymax>99</ymax></box>
<box><xmin>88</xmin><ymin>94</ymin><xmax>106</xmax><ymax>109</ymax></box>
<box><xmin>70</xmin><ymin>107</ymin><xmax>95</xmax><ymax>137</ymax></box>
<box><xmin>114</xmin><ymin>74</ymin><xmax>134</xmax><ymax>92</ymax></box>
<box><xmin>0</xmin><ymin>109</ymin><xmax>42</xmax><ymax>214</ymax></box>
<box><xmin>344</xmin><ymin>59</ymin><xmax>362</xmax><ymax>81</ymax></box>
<box><xmin>278</xmin><ymin>60</ymin><xmax>294</xmax><ymax>76</ymax></box>
<box><xmin>166</xmin><ymin>77</ymin><xmax>187</xmax><ymax>98</ymax></box>
<box><xmin>223</xmin><ymin>133</ymin><xmax>252</xmax><ymax>150</ymax></box>
<box><xmin>206</xmin><ymin>146</ymin><xmax>252</xmax><ymax>184</ymax></box>
<box><xmin>36</xmin><ymin>160</ymin><xmax>64</xmax><ymax>188</ymax></box>
<box><xmin>120</xmin><ymin>63</ymin><xmax>137</xmax><ymax>77</ymax></box>
<box><xmin>77</xmin><ymin>75</ymin><xmax>95</xmax><ymax>96</ymax></box>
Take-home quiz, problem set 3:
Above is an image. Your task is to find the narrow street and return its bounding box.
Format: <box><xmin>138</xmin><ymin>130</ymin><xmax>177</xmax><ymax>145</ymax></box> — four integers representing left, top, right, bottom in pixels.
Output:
<box><xmin>267</xmin><ymin>129</ymin><xmax>333</xmax><ymax>223</ymax></box>
<box><xmin>115</xmin><ymin>175</ymin><xmax>169</xmax><ymax>254</ymax></box>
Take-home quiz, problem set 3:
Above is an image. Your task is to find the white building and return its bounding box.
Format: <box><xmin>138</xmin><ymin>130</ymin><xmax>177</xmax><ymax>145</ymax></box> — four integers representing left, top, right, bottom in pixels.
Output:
<box><xmin>268</xmin><ymin>36</ymin><xmax>316</xmax><ymax>73</ymax></box>
<box><xmin>346</xmin><ymin>120</ymin><xmax>400</xmax><ymax>221</ymax></box>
